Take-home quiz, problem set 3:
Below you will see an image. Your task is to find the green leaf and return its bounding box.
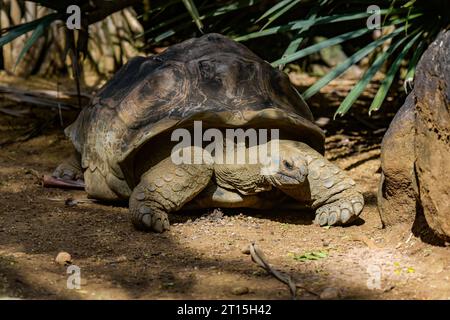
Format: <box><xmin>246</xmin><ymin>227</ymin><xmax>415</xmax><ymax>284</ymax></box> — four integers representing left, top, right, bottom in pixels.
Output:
<box><xmin>280</xmin><ymin>0</ymin><xmax>326</xmax><ymax>65</ymax></box>
<box><xmin>256</xmin><ymin>0</ymin><xmax>293</xmax><ymax>22</ymax></box>
<box><xmin>261</xmin><ymin>0</ymin><xmax>301</xmax><ymax>30</ymax></box>
<box><xmin>139</xmin><ymin>0</ymin><xmax>259</xmax><ymax>40</ymax></box>
<box><xmin>369</xmin><ymin>31</ymin><xmax>423</xmax><ymax>114</ymax></box>
<box><xmin>0</xmin><ymin>13</ymin><xmax>59</xmax><ymax>48</ymax></box>
<box><xmin>272</xmin><ymin>27</ymin><xmax>370</xmax><ymax>67</ymax></box>
<box><xmin>154</xmin><ymin>29</ymin><xmax>177</xmax><ymax>43</ymax></box>
<box><xmin>136</xmin><ymin>0</ymin><xmax>181</xmax><ymax>18</ymax></box>
<box><xmin>141</xmin><ymin>0</ymin><xmax>205</xmax><ymax>40</ymax></box>
<box><xmin>404</xmin><ymin>23</ymin><xmax>440</xmax><ymax>82</ymax></box>
<box><xmin>335</xmin><ymin>29</ymin><xmax>415</xmax><ymax>117</ymax></box>
<box><xmin>402</xmin><ymin>0</ymin><xmax>417</xmax><ymax>8</ymax></box>
<box><xmin>181</xmin><ymin>0</ymin><xmax>204</xmax><ymax>31</ymax></box>
<box><xmin>302</xmin><ymin>26</ymin><xmax>405</xmax><ymax>100</ymax></box>
<box><xmin>334</xmin><ymin>27</ymin><xmax>416</xmax><ymax>117</ymax></box>
<box><xmin>235</xmin><ymin>10</ymin><xmax>390</xmax><ymax>42</ymax></box>
<box><xmin>14</xmin><ymin>14</ymin><xmax>58</xmax><ymax>68</ymax></box>
<box><xmin>314</xmin><ymin>251</ymin><xmax>328</xmax><ymax>258</ymax></box>
<box><xmin>204</xmin><ymin>0</ymin><xmax>259</xmax><ymax>18</ymax></box>
<box><xmin>293</xmin><ymin>250</ymin><xmax>329</xmax><ymax>262</ymax></box>
<box><xmin>138</xmin><ymin>12</ymin><xmax>189</xmax><ymax>39</ymax></box>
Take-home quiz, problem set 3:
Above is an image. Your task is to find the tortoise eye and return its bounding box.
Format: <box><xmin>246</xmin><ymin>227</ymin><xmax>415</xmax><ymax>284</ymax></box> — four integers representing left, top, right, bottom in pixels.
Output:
<box><xmin>283</xmin><ymin>160</ymin><xmax>294</xmax><ymax>170</ymax></box>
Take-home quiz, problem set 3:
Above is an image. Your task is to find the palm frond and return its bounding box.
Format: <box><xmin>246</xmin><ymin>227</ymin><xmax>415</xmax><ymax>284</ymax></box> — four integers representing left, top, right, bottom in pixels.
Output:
<box><xmin>302</xmin><ymin>26</ymin><xmax>406</xmax><ymax>100</ymax></box>
<box><xmin>0</xmin><ymin>13</ymin><xmax>60</xmax><ymax>47</ymax></box>
<box><xmin>181</xmin><ymin>0</ymin><xmax>203</xmax><ymax>32</ymax></box>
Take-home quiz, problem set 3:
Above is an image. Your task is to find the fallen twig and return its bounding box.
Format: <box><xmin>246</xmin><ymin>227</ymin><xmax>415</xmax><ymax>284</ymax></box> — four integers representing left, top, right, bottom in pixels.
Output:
<box><xmin>0</xmin><ymin>85</ymin><xmax>90</xmax><ymax>110</ymax></box>
<box><xmin>0</xmin><ymin>106</ymin><xmax>31</xmax><ymax>117</ymax></box>
<box><xmin>42</xmin><ymin>175</ymin><xmax>85</xmax><ymax>189</ymax></box>
<box><xmin>247</xmin><ymin>243</ymin><xmax>319</xmax><ymax>299</ymax></box>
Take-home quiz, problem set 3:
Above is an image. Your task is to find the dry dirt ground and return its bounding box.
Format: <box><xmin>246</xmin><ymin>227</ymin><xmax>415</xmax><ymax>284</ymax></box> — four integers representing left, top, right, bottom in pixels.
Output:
<box><xmin>0</xmin><ymin>74</ymin><xmax>449</xmax><ymax>300</ymax></box>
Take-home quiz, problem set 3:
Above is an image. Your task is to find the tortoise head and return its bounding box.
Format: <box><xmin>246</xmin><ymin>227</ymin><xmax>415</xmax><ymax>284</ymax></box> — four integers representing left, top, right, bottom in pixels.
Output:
<box><xmin>259</xmin><ymin>140</ymin><xmax>309</xmax><ymax>189</ymax></box>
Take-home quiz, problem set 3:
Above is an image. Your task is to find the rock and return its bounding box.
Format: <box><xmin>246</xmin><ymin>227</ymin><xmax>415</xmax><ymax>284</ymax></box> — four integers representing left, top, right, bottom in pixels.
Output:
<box><xmin>315</xmin><ymin>117</ymin><xmax>330</xmax><ymax>128</ymax></box>
<box><xmin>55</xmin><ymin>252</ymin><xmax>72</xmax><ymax>265</ymax></box>
<box><xmin>316</xmin><ymin>36</ymin><xmax>348</xmax><ymax>67</ymax></box>
<box><xmin>319</xmin><ymin>287</ymin><xmax>340</xmax><ymax>300</ymax></box>
<box><xmin>231</xmin><ymin>286</ymin><xmax>249</xmax><ymax>296</ymax></box>
<box><xmin>311</xmin><ymin>64</ymin><xmax>330</xmax><ymax>77</ymax></box>
<box><xmin>413</xmin><ymin>31</ymin><xmax>450</xmax><ymax>239</ymax></box>
<box><xmin>428</xmin><ymin>259</ymin><xmax>445</xmax><ymax>274</ymax></box>
<box><xmin>378</xmin><ymin>96</ymin><xmax>417</xmax><ymax>227</ymax></box>
<box><xmin>241</xmin><ymin>245</ymin><xmax>250</xmax><ymax>255</ymax></box>
<box><xmin>204</xmin><ymin>209</ymin><xmax>224</xmax><ymax>222</ymax></box>
<box><xmin>378</xmin><ymin>30</ymin><xmax>450</xmax><ymax>240</ymax></box>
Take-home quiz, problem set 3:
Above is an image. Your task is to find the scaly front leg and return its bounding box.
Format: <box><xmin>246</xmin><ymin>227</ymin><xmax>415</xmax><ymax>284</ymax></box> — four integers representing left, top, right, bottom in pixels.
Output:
<box><xmin>305</xmin><ymin>150</ymin><xmax>364</xmax><ymax>226</ymax></box>
<box><xmin>129</xmin><ymin>148</ymin><xmax>213</xmax><ymax>232</ymax></box>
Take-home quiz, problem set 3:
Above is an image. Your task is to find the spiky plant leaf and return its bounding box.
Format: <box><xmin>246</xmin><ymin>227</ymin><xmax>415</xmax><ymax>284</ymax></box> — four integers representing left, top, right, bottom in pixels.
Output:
<box><xmin>181</xmin><ymin>0</ymin><xmax>203</xmax><ymax>31</ymax></box>
<box><xmin>256</xmin><ymin>0</ymin><xmax>293</xmax><ymax>23</ymax></box>
<box><xmin>234</xmin><ymin>10</ymin><xmax>390</xmax><ymax>41</ymax></box>
<box><xmin>261</xmin><ymin>0</ymin><xmax>301</xmax><ymax>30</ymax></box>
<box><xmin>14</xmin><ymin>14</ymin><xmax>59</xmax><ymax>68</ymax></box>
<box><xmin>279</xmin><ymin>0</ymin><xmax>327</xmax><ymax>68</ymax></box>
<box><xmin>142</xmin><ymin>0</ymin><xmax>260</xmax><ymax>44</ymax></box>
<box><xmin>272</xmin><ymin>27</ymin><xmax>371</xmax><ymax>67</ymax></box>
<box><xmin>0</xmin><ymin>13</ymin><xmax>60</xmax><ymax>47</ymax></box>
<box><xmin>369</xmin><ymin>31</ymin><xmax>423</xmax><ymax>114</ymax></box>
<box><xmin>303</xmin><ymin>26</ymin><xmax>405</xmax><ymax>100</ymax></box>
<box><xmin>335</xmin><ymin>30</ymin><xmax>414</xmax><ymax>117</ymax></box>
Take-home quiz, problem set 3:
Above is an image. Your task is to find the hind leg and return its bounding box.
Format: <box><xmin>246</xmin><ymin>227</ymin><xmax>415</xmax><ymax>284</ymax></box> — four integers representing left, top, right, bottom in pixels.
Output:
<box><xmin>129</xmin><ymin>149</ymin><xmax>213</xmax><ymax>232</ymax></box>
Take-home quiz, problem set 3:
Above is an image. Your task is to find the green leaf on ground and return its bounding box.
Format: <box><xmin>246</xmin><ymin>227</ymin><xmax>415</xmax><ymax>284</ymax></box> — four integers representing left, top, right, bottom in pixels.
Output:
<box><xmin>292</xmin><ymin>250</ymin><xmax>328</xmax><ymax>262</ymax></box>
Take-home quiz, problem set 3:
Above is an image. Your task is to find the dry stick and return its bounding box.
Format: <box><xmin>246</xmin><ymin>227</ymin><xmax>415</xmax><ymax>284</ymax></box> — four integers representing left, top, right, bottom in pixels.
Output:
<box><xmin>42</xmin><ymin>175</ymin><xmax>85</xmax><ymax>189</ymax></box>
<box><xmin>248</xmin><ymin>243</ymin><xmax>319</xmax><ymax>299</ymax></box>
<box><xmin>0</xmin><ymin>85</ymin><xmax>92</xmax><ymax>99</ymax></box>
<box><xmin>0</xmin><ymin>85</ymin><xmax>81</xmax><ymax>109</ymax></box>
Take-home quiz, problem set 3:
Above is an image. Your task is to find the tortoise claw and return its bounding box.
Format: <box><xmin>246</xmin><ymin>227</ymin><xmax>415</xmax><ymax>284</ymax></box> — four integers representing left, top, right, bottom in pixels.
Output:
<box><xmin>314</xmin><ymin>192</ymin><xmax>364</xmax><ymax>226</ymax></box>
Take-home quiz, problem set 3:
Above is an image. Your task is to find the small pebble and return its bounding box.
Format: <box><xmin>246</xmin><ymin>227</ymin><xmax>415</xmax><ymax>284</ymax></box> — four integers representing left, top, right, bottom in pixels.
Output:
<box><xmin>241</xmin><ymin>245</ymin><xmax>250</xmax><ymax>255</ymax></box>
<box><xmin>319</xmin><ymin>287</ymin><xmax>340</xmax><ymax>300</ymax></box>
<box><xmin>55</xmin><ymin>252</ymin><xmax>72</xmax><ymax>266</ymax></box>
<box><xmin>231</xmin><ymin>286</ymin><xmax>249</xmax><ymax>295</ymax></box>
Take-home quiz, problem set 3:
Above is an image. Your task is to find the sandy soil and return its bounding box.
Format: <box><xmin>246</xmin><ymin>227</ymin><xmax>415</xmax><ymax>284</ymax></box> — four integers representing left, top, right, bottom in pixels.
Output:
<box><xmin>0</xmin><ymin>75</ymin><xmax>449</xmax><ymax>300</ymax></box>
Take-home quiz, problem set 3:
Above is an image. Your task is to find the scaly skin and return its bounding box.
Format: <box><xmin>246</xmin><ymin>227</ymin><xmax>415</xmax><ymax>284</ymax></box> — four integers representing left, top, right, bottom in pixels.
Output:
<box><xmin>129</xmin><ymin>147</ymin><xmax>213</xmax><ymax>232</ymax></box>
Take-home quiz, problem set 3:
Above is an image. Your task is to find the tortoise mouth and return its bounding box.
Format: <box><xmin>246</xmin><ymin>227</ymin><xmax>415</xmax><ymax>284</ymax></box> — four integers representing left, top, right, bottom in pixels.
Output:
<box><xmin>274</xmin><ymin>172</ymin><xmax>301</xmax><ymax>186</ymax></box>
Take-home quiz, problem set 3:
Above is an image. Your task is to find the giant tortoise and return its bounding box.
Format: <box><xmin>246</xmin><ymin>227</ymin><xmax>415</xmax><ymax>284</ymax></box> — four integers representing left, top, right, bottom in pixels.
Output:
<box><xmin>52</xmin><ymin>33</ymin><xmax>364</xmax><ymax>232</ymax></box>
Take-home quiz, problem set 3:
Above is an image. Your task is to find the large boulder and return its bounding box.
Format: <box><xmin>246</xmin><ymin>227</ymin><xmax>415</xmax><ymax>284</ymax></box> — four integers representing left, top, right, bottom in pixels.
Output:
<box><xmin>378</xmin><ymin>95</ymin><xmax>417</xmax><ymax>227</ymax></box>
<box><xmin>378</xmin><ymin>30</ymin><xmax>450</xmax><ymax>240</ymax></box>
